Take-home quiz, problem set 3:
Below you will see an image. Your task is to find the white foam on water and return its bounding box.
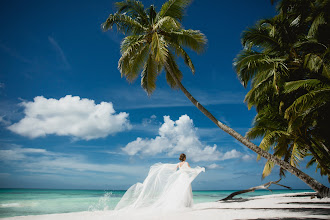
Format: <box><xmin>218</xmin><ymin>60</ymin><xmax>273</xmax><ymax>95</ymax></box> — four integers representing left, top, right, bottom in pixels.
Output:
<box><xmin>0</xmin><ymin>202</ymin><xmax>39</xmax><ymax>208</ymax></box>
<box><xmin>88</xmin><ymin>192</ymin><xmax>112</xmax><ymax>211</ymax></box>
<box><xmin>0</xmin><ymin>203</ymin><xmax>22</xmax><ymax>208</ymax></box>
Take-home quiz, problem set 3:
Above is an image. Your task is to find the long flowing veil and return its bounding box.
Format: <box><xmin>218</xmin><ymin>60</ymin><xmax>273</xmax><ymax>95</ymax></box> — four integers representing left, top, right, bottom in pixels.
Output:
<box><xmin>115</xmin><ymin>162</ymin><xmax>205</xmax><ymax>211</ymax></box>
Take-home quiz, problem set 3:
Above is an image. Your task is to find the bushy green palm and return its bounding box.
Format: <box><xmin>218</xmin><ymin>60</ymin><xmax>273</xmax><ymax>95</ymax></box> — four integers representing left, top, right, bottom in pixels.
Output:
<box><xmin>102</xmin><ymin>0</ymin><xmax>206</xmax><ymax>95</ymax></box>
<box><xmin>235</xmin><ymin>0</ymin><xmax>330</xmax><ymax>181</ymax></box>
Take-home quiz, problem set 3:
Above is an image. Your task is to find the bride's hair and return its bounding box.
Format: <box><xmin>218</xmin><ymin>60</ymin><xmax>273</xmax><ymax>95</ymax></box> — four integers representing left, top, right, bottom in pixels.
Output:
<box><xmin>179</xmin><ymin>153</ymin><xmax>186</xmax><ymax>162</ymax></box>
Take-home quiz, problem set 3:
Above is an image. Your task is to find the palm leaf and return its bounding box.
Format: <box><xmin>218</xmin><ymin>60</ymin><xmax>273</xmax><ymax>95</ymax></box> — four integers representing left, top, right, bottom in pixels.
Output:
<box><xmin>284</xmin><ymin>79</ymin><xmax>322</xmax><ymax>93</ymax></box>
<box><xmin>154</xmin><ymin>16</ymin><xmax>181</xmax><ymax>31</ymax></box>
<box><xmin>151</xmin><ymin>32</ymin><xmax>167</xmax><ymax>63</ymax></box>
<box><xmin>164</xmin><ymin>50</ymin><xmax>183</xmax><ymax>88</ymax></box>
<box><xmin>241</xmin><ymin>25</ymin><xmax>281</xmax><ymax>51</ymax></box>
<box><xmin>168</xmin><ymin>41</ymin><xmax>195</xmax><ymax>73</ymax></box>
<box><xmin>164</xmin><ymin>29</ymin><xmax>207</xmax><ymax>53</ymax></box>
<box><xmin>304</xmin><ymin>53</ymin><xmax>324</xmax><ymax>73</ymax></box>
<box><xmin>126</xmin><ymin>44</ymin><xmax>149</xmax><ymax>82</ymax></box>
<box><xmin>290</xmin><ymin>142</ymin><xmax>303</xmax><ymax>166</ymax></box>
<box><xmin>285</xmin><ymin>87</ymin><xmax>330</xmax><ymax>119</ymax></box>
<box><xmin>262</xmin><ymin>160</ymin><xmax>275</xmax><ymax>179</ymax></box>
<box><xmin>102</xmin><ymin>13</ymin><xmax>146</xmax><ymax>34</ymax></box>
<box><xmin>118</xmin><ymin>36</ymin><xmax>147</xmax><ymax>77</ymax></box>
<box><xmin>308</xmin><ymin>12</ymin><xmax>326</xmax><ymax>38</ymax></box>
<box><xmin>115</xmin><ymin>0</ymin><xmax>149</xmax><ymax>25</ymax></box>
<box><xmin>141</xmin><ymin>53</ymin><xmax>158</xmax><ymax>95</ymax></box>
<box><xmin>158</xmin><ymin>0</ymin><xmax>192</xmax><ymax>21</ymax></box>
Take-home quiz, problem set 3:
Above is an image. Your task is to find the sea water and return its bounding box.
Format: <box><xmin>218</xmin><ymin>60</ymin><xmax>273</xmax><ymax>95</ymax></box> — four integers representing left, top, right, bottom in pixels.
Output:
<box><xmin>0</xmin><ymin>188</ymin><xmax>313</xmax><ymax>218</ymax></box>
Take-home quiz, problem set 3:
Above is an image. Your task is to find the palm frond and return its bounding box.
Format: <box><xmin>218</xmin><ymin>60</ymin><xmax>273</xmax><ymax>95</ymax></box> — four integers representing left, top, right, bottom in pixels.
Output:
<box><xmin>126</xmin><ymin>44</ymin><xmax>149</xmax><ymax>82</ymax></box>
<box><xmin>115</xmin><ymin>0</ymin><xmax>149</xmax><ymax>25</ymax></box>
<box><xmin>304</xmin><ymin>53</ymin><xmax>324</xmax><ymax>73</ymax></box>
<box><xmin>308</xmin><ymin>12</ymin><xmax>326</xmax><ymax>38</ymax></box>
<box><xmin>168</xmin><ymin>41</ymin><xmax>195</xmax><ymax>73</ymax></box>
<box><xmin>234</xmin><ymin>49</ymin><xmax>287</xmax><ymax>88</ymax></box>
<box><xmin>322</xmin><ymin>63</ymin><xmax>330</xmax><ymax>79</ymax></box>
<box><xmin>244</xmin><ymin>80</ymin><xmax>274</xmax><ymax>110</ymax></box>
<box><xmin>164</xmin><ymin>29</ymin><xmax>207</xmax><ymax>53</ymax></box>
<box><xmin>164</xmin><ymin>50</ymin><xmax>183</xmax><ymax>89</ymax></box>
<box><xmin>290</xmin><ymin>142</ymin><xmax>304</xmax><ymax>166</ymax></box>
<box><xmin>262</xmin><ymin>160</ymin><xmax>275</xmax><ymax>179</ymax></box>
<box><xmin>141</xmin><ymin>53</ymin><xmax>158</xmax><ymax>95</ymax></box>
<box><xmin>154</xmin><ymin>16</ymin><xmax>181</xmax><ymax>31</ymax></box>
<box><xmin>120</xmin><ymin>35</ymin><xmax>145</xmax><ymax>54</ymax></box>
<box><xmin>241</xmin><ymin>25</ymin><xmax>281</xmax><ymax>51</ymax></box>
<box><xmin>306</xmin><ymin>156</ymin><xmax>316</xmax><ymax>169</ymax></box>
<box><xmin>102</xmin><ymin>13</ymin><xmax>146</xmax><ymax>34</ymax></box>
<box><xmin>118</xmin><ymin>36</ymin><xmax>147</xmax><ymax>77</ymax></box>
<box><xmin>158</xmin><ymin>0</ymin><xmax>192</xmax><ymax>21</ymax></box>
<box><xmin>151</xmin><ymin>32</ymin><xmax>167</xmax><ymax>63</ymax></box>
<box><xmin>259</xmin><ymin>130</ymin><xmax>290</xmax><ymax>153</ymax></box>
<box><xmin>284</xmin><ymin>79</ymin><xmax>322</xmax><ymax>93</ymax></box>
<box><xmin>246</xmin><ymin>126</ymin><xmax>267</xmax><ymax>140</ymax></box>
<box><xmin>234</xmin><ymin>50</ymin><xmax>268</xmax><ymax>87</ymax></box>
<box><xmin>285</xmin><ymin>87</ymin><xmax>330</xmax><ymax>119</ymax></box>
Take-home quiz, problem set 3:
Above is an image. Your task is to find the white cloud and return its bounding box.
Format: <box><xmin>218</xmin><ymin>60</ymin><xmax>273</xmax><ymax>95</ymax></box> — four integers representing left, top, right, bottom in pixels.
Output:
<box><xmin>123</xmin><ymin>115</ymin><xmax>244</xmax><ymax>162</ymax></box>
<box><xmin>0</xmin><ymin>147</ymin><xmax>49</xmax><ymax>161</ymax></box>
<box><xmin>0</xmin><ymin>146</ymin><xmax>145</xmax><ymax>176</ymax></box>
<box><xmin>206</xmin><ymin>163</ymin><xmax>223</xmax><ymax>169</ymax></box>
<box><xmin>242</xmin><ymin>154</ymin><xmax>254</xmax><ymax>161</ymax></box>
<box><xmin>8</xmin><ymin>95</ymin><xmax>131</xmax><ymax>140</ymax></box>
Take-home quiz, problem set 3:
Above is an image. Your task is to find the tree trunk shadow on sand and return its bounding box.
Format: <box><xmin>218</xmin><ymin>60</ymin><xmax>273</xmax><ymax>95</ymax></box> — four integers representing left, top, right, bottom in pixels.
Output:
<box><xmin>193</xmin><ymin>192</ymin><xmax>330</xmax><ymax>220</ymax></box>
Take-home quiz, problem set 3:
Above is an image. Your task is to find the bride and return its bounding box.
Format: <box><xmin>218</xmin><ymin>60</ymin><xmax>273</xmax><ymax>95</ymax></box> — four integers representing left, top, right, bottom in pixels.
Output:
<box><xmin>115</xmin><ymin>153</ymin><xmax>205</xmax><ymax>211</ymax></box>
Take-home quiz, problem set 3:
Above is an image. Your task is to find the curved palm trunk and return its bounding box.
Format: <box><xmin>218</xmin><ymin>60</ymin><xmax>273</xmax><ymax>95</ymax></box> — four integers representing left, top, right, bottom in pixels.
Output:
<box><xmin>167</xmin><ymin>69</ymin><xmax>330</xmax><ymax>198</ymax></box>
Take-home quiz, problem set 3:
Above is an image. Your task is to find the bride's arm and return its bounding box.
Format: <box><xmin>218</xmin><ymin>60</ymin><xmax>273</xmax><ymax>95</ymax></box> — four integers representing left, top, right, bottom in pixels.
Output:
<box><xmin>187</xmin><ymin>162</ymin><xmax>191</xmax><ymax>168</ymax></box>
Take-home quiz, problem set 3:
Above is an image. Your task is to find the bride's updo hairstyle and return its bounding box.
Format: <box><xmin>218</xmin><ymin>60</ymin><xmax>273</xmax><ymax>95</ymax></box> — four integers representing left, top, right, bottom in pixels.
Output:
<box><xmin>179</xmin><ymin>153</ymin><xmax>186</xmax><ymax>162</ymax></box>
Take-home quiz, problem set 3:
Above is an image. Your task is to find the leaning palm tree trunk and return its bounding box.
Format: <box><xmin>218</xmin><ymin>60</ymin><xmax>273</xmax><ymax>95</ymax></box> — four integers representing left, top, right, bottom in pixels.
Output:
<box><xmin>166</xmin><ymin>67</ymin><xmax>330</xmax><ymax>198</ymax></box>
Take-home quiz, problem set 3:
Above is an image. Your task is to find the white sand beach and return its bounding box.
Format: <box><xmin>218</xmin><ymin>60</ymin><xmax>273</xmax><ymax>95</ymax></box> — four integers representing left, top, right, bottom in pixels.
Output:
<box><xmin>3</xmin><ymin>192</ymin><xmax>330</xmax><ymax>220</ymax></box>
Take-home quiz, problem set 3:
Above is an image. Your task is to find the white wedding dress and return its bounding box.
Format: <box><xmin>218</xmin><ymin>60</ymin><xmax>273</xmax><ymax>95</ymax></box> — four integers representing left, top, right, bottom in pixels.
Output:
<box><xmin>115</xmin><ymin>162</ymin><xmax>205</xmax><ymax>211</ymax></box>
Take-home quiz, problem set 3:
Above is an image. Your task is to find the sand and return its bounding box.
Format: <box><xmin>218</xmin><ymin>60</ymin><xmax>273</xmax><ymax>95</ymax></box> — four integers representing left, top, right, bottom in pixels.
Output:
<box><xmin>2</xmin><ymin>192</ymin><xmax>330</xmax><ymax>220</ymax></box>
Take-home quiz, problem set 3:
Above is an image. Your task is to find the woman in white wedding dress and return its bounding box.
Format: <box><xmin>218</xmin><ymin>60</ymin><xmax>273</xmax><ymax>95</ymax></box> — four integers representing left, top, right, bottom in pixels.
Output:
<box><xmin>115</xmin><ymin>153</ymin><xmax>205</xmax><ymax>211</ymax></box>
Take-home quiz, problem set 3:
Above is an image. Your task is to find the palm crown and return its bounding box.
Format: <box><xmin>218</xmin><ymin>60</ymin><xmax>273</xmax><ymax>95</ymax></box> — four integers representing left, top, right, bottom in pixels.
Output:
<box><xmin>102</xmin><ymin>0</ymin><xmax>207</xmax><ymax>95</ymax></box>
<box><xmin>234</xmin><ymin>0</ymin><xmax>330</xmax><ymax>180</ymax></box>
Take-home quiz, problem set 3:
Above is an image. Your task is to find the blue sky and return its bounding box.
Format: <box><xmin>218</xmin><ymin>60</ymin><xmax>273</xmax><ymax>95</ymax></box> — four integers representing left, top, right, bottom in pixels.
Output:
<box><xmin>0</xmin><ymin>0</ymin><xmax>329</xmax><ymax>190</ymax></box>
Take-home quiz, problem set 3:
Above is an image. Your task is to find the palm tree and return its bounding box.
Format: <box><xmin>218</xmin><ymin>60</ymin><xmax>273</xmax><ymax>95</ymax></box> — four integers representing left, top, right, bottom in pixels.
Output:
<box><xmin>235</xmin><ymin>0</ymin><xmax>330</xmax><ymax>192</ymax></box>
<box><xmin>102</xmin><ymin>0</ymin><xmax>329</xmax><ymax>197</ymax></box>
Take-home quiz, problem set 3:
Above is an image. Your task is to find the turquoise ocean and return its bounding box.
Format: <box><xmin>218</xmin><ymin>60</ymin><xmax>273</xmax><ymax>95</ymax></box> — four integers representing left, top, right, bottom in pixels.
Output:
<box><xmin>0</xmin><ymin>189</ymin><xmax>313</xmax><ymax>218</ymax></box>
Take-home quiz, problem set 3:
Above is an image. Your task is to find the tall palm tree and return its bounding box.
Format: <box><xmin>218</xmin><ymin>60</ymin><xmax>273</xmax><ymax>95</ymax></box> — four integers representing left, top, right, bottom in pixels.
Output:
<box><xmin>102</xmin><ymin>0</ymin><xmax>329</xmax><ymax>197</ymax></box>
<box><xmin>235</xmin><ymin>0</ymin><xmax>330</xmax><ymax>191</ymax></box>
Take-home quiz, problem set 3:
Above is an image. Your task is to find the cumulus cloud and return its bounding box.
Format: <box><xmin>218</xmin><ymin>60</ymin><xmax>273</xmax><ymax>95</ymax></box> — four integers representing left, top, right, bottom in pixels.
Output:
<box><xmin>8</xmin><ymin>95</ymin><xmax>131</xmax><ymax>140</ymax></box>
<box><xmin>123</xmin><ymin>115</ymin><xmax>244</xmax><ymax>162</ymax></box>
